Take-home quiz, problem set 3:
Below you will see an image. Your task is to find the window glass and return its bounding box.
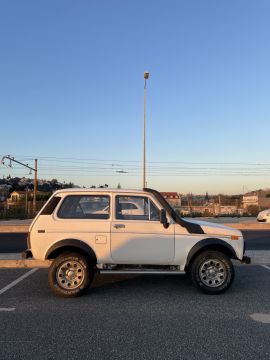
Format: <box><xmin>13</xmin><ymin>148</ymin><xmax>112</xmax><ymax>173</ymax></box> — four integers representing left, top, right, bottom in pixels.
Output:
<box><xmin>115</xmin><ymin>196</ymin><xmax>160</xmax><ymax>221</ymax></box>
<box><xmin>58</xmin><ymin>195</ymin><xmax>110</xmax><ymax>219</ymax></box>
<box><xmin>41</xmin><ymin>196</ymin><xmax>61</xmax><ymax>215</ymax></box>
<box><xmin>149</xmin><ymin>200</ymin><xmax>160</xmax><ymax>221</ymax></box>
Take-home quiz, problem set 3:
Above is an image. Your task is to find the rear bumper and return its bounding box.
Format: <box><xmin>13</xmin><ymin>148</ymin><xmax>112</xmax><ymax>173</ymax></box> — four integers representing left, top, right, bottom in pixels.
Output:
<box><xmin>21</xmin><ymin>249</ymin><xmax>33</xmax><ymax>259</ymax></box>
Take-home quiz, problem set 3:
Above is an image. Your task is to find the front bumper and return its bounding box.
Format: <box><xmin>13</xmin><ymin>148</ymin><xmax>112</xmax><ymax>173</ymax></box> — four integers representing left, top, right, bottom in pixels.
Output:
<box><xmin>241</xmin><ymin>255</ymin><xmax>251</xmax><ymax>264</ymax></box>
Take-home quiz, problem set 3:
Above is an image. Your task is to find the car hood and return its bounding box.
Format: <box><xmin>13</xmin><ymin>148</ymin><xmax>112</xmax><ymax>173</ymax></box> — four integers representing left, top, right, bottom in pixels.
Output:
<box><xmin>258</xmin><ymin>209</ymin><xmax>270</xmax><ymax>216</ymax></box>
<box><xmin>183</xmin><ymin>219</ymin><xmax>242</xmax><ymax>237</ymax></box>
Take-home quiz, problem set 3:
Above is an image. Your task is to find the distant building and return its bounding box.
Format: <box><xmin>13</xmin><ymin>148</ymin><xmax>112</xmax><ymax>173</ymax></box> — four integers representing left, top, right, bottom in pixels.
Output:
<box><xmin>213</xmin><ymin>204</ymin><xmax>242</xmax><ymax>216</ymax></box>
<box><xmin>7</xmin><ymin>190</ymin><xmax>50</xmax><ymax>208</ymax></box>
<box><xmin>9</xmin><ymin>191</ymin><xmax>23</xmax><ymax>202</ymax></box>
<box><xmin>242</xmin><ymin>190</ymin><xmax>270</xmax><ymax>210</ymax></box>
<box><xmin>180</xmin><ymin>203</ymin><xmax>242</xmax><ymax>216</ymax></box>
<box><xmin>161</xmin><ymin>192</ymin><xmax>181</xmax><ymax>207</ymax></box>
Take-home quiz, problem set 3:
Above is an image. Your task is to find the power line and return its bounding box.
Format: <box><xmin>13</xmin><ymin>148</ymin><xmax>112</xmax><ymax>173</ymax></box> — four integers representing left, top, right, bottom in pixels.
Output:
<box><xmin>11</xmin><ymin>154</ymin><xmax>270</xmax><ymax>166</ymax></box>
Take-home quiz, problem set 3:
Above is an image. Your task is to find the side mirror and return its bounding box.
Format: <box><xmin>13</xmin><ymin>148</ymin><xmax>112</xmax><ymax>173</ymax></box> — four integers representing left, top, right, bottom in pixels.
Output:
<box><xmin>160</xmin><ymin>209</ymin><xmax>169</xmax><ymax>228</ymax></box>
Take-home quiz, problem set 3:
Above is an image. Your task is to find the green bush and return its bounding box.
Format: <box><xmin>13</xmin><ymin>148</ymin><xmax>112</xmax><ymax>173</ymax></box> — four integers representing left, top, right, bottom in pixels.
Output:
<box><xmin>0</xmin><ymin>207</ymin><xmax>28</xmax><ymax>220</ymax></box>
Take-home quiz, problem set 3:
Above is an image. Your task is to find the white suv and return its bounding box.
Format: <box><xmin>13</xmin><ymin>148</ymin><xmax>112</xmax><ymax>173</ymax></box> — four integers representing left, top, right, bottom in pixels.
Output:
<box><xmin>257</xmin><ymin>209</ymin><xmax>270</xmax><ymax>223</ymax></box>
<box><xmin>25</xmin><ymin>188</ymin><xmax>250</xmax><ymax>297</ymax></box>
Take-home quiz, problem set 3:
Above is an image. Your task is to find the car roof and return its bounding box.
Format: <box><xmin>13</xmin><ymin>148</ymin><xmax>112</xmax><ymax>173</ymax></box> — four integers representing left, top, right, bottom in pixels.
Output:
<box><xmin>259</xmin><ymin>209</ymin><xmax>270</xmax><ymax>214</ymax></box>
<box><xmin>53</xmin><ymin>188</ymin><xmax>146</xmax><ymax>196</ymax></box>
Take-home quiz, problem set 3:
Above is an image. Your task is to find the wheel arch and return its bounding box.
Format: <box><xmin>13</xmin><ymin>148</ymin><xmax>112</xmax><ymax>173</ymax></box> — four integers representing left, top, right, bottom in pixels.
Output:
<box><xmin>185</xmin><ymin>238</ymin><xmax>237</xmax><ymax>270</ymax></box>
<box><xmin>45</xmin><ymin>239</ymin><xmax>97</xmax><ymax>265</ymax></box>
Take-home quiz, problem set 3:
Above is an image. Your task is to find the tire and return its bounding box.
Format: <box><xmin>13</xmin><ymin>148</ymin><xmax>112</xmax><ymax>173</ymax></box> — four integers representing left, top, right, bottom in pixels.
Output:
<box><xmin>48</xmin><ymin>252</ymin><xmax>94</xmax><ymax>298</ymax></box>
<box><xmin>190</xmin><ymin>251</ymin><xmax>234</xmax><ymax>294</ymax></box>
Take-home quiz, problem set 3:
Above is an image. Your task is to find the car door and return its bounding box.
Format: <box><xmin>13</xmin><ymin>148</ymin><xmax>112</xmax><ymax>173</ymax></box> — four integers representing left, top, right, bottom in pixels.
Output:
<box><xmin>111</xmin><ymin>195</ymin><xmax>175</xmax><ymax>264</ymax></box>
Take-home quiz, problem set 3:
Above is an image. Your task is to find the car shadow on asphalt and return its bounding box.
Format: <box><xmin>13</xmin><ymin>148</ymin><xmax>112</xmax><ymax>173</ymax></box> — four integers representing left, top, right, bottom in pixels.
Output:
<box><xmin>86</xmin><ymin>265</ymin><xmax>268</xmax><ymax>300</ymax></box>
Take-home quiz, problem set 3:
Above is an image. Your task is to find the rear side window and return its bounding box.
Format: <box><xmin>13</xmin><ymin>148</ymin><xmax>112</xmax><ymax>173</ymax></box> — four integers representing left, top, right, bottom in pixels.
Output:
<box><xmin>40</xmin><ymin>196</ymin><xmax>61</xmax><ymax>215</ymax></box>
<box><xmin>58</xmin><ymin>195</ymin><xmax>110</xmax><ymax>219</ymax></box>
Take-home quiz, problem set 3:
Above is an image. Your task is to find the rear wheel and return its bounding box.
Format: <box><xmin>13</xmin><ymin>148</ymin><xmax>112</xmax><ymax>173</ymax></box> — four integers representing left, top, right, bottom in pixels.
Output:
<box><xmin>190</xmin><ymin>250</ymin><xmax>234</xmax><ymax>294</ymax></box>
<box><xmin>48</xmin><ymin>252</ymin><xmax>94</xmax><ymax>297</ymax></box>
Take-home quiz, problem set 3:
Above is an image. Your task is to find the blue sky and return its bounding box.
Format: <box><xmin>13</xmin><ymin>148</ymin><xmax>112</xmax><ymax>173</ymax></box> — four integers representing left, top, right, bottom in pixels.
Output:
<box><xmin>0</xmin><ymin>0</ymin><xmax>270</xmax><ymax>194</ymax></box>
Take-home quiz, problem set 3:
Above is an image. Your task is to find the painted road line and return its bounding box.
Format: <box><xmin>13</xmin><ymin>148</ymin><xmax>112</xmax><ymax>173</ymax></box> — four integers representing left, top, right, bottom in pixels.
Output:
<box><xmin>250</xmin><ymin>313</ymin><xmax>270</xmax><ymax>324</ymax></box>
<box><xmin>261</xmin><ymin>265</ymin><xmax>270</xmax><ymax>271</ymax></box>
<box><xmin>0</xmin><ymin>268</ymin><xmax>38</xmax><ymax>295</ymax></box>
<box><xmin>0</xmin><ymin>308</ymin><xmax>15</xmax><ymax>312</ymax></box>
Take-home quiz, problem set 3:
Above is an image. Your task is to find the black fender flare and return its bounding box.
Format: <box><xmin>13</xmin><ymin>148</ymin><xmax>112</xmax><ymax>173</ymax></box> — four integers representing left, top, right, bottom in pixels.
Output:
<box><xmin>186</xmin><ymin>238</ymin><xmax>238</xmax><ymax>268</ymax></box>
<box><xmin>45</xmin><ymin>239</ymin><xmax>97</xmax><ymax>264</ymax></box>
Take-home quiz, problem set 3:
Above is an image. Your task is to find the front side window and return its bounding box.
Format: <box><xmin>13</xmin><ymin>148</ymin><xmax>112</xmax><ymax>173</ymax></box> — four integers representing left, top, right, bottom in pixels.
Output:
<box><xmin>58</xmin><ymin>195</ymin><xmax>110</xmax><ymax>219</ymax></box>
<box><xmin>115</xmin><ymin>196</ymin><xmax>160</xmax><ymax>221</ymax></box>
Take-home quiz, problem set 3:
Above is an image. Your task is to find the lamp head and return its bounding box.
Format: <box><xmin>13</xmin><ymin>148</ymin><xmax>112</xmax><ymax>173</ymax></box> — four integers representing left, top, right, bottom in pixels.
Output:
<box><xmin>144</xmin><ymin>72</ymin><xmax>149</xmax><ymax>80</ymax></box>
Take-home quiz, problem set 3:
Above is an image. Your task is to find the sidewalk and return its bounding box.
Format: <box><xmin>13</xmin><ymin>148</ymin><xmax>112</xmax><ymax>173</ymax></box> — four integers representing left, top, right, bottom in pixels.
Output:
<box><xmin>0</xmin><ymin>219</ymin><xmax>32</xmax><ymax>232</ymax></box>
<box><xmin>0</xmin><ymin>251</ymin><xmax>269</xmax><ymax>265</ymax></box>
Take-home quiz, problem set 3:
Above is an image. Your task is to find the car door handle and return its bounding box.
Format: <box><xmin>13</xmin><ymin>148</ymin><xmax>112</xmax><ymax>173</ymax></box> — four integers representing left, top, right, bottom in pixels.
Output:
<box><xmin>113</xmin><ymin>224</ymin><xmax>125</xmax><ymax>229</ymax></box>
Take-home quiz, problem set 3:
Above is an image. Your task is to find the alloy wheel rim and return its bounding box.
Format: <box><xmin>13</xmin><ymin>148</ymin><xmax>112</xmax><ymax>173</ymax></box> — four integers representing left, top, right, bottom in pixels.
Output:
<box><xmin>56</xmin><ymin>260</ymin><xmax>85</xmax><ymax>290</ymax></box>
<box><xmin>199</xmin><ymin>259</ymin><xmax>227</xmax><ymax>287</ymax></box>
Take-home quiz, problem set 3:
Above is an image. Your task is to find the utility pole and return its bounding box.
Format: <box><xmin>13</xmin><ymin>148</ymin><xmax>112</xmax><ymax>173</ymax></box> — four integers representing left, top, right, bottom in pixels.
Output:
<box><xmin>188</xmin><ymin>195</ymin><xmax>192</xmax><ymax>216</ymax></box>
<box><xmin>25</xmin><ymin>186</ymin><xmax>28</xmax><ymax>217</ymax></box>
<box><xmin>143</xmin><ymin>71</ymin><xmax>149</xmax><ymax>188</ymax></box>
<box><xmin>33</xmin><ymin>159</ymin><xmax>38</xmax><ymax>214</ymax></box>
<box><xmin>1</xmin><ymin>155</ymin><xmax>38</xmax><ymax>214</ymax></box>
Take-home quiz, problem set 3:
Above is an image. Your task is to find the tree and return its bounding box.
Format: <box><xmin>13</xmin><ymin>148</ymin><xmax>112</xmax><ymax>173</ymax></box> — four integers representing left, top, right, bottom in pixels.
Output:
<box><xmin>98</xmin><ymin>184</ymin><xmax>109</xmax><ymax>188</ymax></box>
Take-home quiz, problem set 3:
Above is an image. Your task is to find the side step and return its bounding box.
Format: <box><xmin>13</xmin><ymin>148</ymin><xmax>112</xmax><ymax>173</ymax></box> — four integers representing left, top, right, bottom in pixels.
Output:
<box><xmin>99</xmin><ymin>269</ymin><xmax>185</xmax><ymax>275</ymax></box>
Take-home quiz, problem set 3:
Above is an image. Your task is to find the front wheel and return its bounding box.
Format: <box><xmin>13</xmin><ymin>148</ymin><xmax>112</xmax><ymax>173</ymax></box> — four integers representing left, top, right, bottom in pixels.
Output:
<box><xmin>48</xmin><ymin>252</ymin><xmax>94</xmax><ymax>298</ymax></box>
<box><xmin>190</xmin><ymin>251</ymin><xmax>234</xmax><ymax>294</ymax></box>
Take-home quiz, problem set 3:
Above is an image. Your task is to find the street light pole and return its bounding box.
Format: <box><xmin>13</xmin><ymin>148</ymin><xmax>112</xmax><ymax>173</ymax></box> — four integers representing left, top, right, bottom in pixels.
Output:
<box><xmin>143</xmin><ymin>71</ymin><xmax>149</xmax><ymax>189</ymax></box>
<box><xmin>33</xmin><ymin>159</ymin><xmax>38</xmax><ymax>214</ymax></box>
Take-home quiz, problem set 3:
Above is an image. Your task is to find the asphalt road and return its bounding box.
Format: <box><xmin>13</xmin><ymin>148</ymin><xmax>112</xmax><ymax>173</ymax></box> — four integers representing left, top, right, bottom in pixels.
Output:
<box><xmin>0</xmin><ymin>230</ymin><xmax>269</xmax><ymax>253</ymax></box>
<box><xmin>0</xmin><ymin>265</ymin><xmax>269</xmax><ymax>359</ymax></box>
<box><xmin>0</xmin><ymin>232</ymin><xmax>27</xmax><ymax>252</ymax></box>
<box><xmin>242</xmin><ymin>230</ymin><xmax>270</xmax><ymax>250</ymax></box>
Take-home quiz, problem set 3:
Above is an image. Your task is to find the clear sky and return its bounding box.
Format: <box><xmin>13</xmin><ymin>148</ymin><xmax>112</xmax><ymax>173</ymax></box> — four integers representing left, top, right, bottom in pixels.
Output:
<box><xmin>0</xmin><ymin>0</ymin><xmax>270</xmax><ymax>194</ymax></box>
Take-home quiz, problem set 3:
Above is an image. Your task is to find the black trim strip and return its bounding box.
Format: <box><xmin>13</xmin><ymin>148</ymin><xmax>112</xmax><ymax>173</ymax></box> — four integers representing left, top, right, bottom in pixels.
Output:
<box><xmin>144</xmin><ymin>188</ymin><xmax>204</xmax><ymax>234</ymax></box>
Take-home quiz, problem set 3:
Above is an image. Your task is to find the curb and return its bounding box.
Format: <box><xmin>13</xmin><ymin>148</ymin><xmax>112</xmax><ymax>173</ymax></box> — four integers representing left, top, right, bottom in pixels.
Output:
<box><xmin>0</xmin><ymin>251</ymin><xmax>269</xmax><ymax>267</ymax></box>
<box><xmin>0</xmin><ymin>225</ymin><xmax>29</xmax><ymax>233</ymax></box>
<box><xmin>225</xmin><ymin>223</ymin><xmax>270</xmax><ymax>230</ymax></box>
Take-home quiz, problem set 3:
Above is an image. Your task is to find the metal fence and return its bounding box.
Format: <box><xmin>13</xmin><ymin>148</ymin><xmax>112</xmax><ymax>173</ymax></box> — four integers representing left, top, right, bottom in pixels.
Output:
<box><xmin>0</xmin><ymin>201</ymin><xmax>47</xmax><ymax>220</ymax></box>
